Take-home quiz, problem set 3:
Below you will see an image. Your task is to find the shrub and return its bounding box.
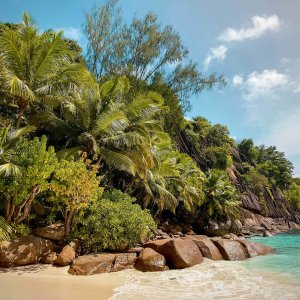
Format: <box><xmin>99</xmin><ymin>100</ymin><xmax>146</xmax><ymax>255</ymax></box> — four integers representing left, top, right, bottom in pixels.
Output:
<box><xmin>0</xmin><ymin>136</ymin><xmax>58</xmax><ymax>223</ymax></box>
<box><xmin>49</xmin><ymin>159</ymin><xmax>103</xmax><ymax>237</ymax></box>
<box><xmin>74</xmin><ymin>189</ymin><xmax>156</xmax><ymax>252</ymax></box>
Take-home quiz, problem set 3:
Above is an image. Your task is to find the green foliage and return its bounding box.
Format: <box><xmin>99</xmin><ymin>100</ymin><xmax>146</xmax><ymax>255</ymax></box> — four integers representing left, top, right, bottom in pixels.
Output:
<box><xmin>241</xmin><ymin>164</ymin><xmax>269</xmax><ymax>195</ymax></box>
<box><xmin>203</xmin><ymin>146</ymin><xmax>232</xmax><ymax>169</ymax></box>
<box><xmin>0</xmin><ymin>136</ymin><xmax>57</xmax><ymax>223</ymax></box>
<box><xmin>203</xmin><ymin>169</ymin><xmax>240</xmax><ymax>222</ymax></box>
<box><xmin>256</xmin><ymin>145</ymin><xmax>293</xmax><ymax>189</ymax></box>
<box><xmin>238</xmin><ymin>139</ymin><xmax>258</xmax><ymax>165</ymax></box>
<box><xmin>284</xmin><ymin>179</ymin><xmax>300</xmax><ymax>209</ymax></box>
<box><xmin>49</xmin><ymin>159</ymin><xmax>103</xmax><ymax>237</ymax></box>
<box><xmin>73</xmin><ymin>189</ymin><xmax>156</xmax><ymax>252</ymax></box>
<box><xmin>0</xmin><ymin>13</ymin><xmax>94</xmax><ymax>127</ymax></box>
<box><xmin>0</xmin><ymin>216</ymin><xmax>12</xmax><ymax>241</ymax></box>
<box><xmin>0</xmin><ymin>125</ymin><xmax>36</xmax><ymax>177</ymax></box>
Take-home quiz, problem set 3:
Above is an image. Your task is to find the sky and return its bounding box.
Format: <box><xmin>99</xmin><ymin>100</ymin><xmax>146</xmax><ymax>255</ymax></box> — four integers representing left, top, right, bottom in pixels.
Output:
<box><xmin>1</xmin><ymin>0</ymin><xmax>300</xmax><ymax>175</ymax></box>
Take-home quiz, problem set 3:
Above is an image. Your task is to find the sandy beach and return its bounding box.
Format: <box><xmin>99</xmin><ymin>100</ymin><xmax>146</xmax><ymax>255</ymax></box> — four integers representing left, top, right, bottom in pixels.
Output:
<box><xmin>0</xmin><ymin>265</ymin><xmax>125</xmax><ymax>300</ymax></box>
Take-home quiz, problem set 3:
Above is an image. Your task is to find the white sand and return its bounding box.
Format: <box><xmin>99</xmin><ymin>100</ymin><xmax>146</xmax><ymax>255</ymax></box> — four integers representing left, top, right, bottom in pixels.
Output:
<box><xmin>0</xmin><ymin>265</ymin><xmax>125</xmax><ymax>300</ymax></box>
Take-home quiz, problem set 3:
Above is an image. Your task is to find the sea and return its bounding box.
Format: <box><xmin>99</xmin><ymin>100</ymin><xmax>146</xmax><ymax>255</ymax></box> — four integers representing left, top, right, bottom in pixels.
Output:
<box><xmin>111</xmin><ymin>230</ymin><xmax>300</xmax><ymax>300</ymax></box>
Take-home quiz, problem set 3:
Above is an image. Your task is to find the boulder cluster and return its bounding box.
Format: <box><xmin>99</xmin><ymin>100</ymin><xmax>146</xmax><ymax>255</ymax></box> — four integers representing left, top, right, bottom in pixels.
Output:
<box><xmin>0</xmin><ymin>222</ymin><xmax>276</xmax><ymax>275</ymax></box>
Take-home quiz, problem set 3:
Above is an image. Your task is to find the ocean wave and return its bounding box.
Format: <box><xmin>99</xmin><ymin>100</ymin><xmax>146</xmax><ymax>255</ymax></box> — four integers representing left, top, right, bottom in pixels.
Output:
<box><xmin>111</xmin><ymin>258</ymin><xmax>300</xmax><ymax>300</ymax></box>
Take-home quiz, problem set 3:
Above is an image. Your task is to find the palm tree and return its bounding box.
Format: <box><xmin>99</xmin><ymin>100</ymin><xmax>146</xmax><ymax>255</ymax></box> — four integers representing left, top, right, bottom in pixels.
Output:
<box><xmin>33</xmin><ymin>76</ymin><xmax>164</xmax><ymax>180</ymax></box>
<box><xmin>0</xmin><ymin>125</ymin><xmax>36</xmax><ymax>177</ymax></box>
<box><xmin>0</xmin><ymin>216</ymin><xmax>12</xmax><ymax>241</ymax></box>
<box><xmin>0</xmin><ymin>13</ymin><xmax>94</xmax><ymax>128</ymax></box>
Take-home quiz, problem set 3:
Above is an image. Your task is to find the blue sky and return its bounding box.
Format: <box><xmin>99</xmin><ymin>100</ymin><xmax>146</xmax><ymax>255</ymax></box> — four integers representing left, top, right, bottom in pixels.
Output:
<box><xmin>1</xmin><ymin>0</ymin><xmax>300</xmax><ymax>175</ymax></box>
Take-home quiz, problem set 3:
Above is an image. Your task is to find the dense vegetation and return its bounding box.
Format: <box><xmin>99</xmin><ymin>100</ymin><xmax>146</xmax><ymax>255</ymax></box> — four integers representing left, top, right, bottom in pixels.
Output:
<box><xmin>0</xmin><ymin>1</ymin><xmax>298</xmax><ymax>246</ymax></box>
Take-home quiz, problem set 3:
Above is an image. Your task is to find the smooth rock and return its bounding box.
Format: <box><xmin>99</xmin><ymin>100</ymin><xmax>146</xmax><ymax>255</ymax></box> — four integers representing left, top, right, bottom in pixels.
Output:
<box><xmin>184</xmin><ymin>235</ymin><xmax>223</xmax><ymax>260</ymax></box>
<box><xmin>213</xmin><ymin>239</ymin><xmax>247</xmax><ymax>261</ymax></box>
<box><xmin>0</xmin><ymin>236</ymin><xmax>54</xmax><ymax>267</ymax></box>
<box><xmin>146</xmin><ymin>238</ymin><xmax>203</xmax><ymax>269</ymax></box>
<box><xmin>35</xmin><ymin>223</ymin><xmax>65</xmax><ymax>241</ymax></box>
<box><xmin>135</xmin><ymin>248</ymin><xmax>168</xmax><ymax>272</ymax></box>
<box><xmin>237</xmin><ymin>240</ymin><xmax>276</xmax><ymax>257</ymax></box>
<box><xmin>54</xmin><ymin>245</ymin><xmax>75</xmax><ymax>266</ymax></box>
<box><xmin>69</xmin><ymin>254</ymin><xmax>116</xmax><ymax>275</ymax></box>
<box><xmin>112</xmin><ymin>253</ymin><xmax>137</xmax><ymax>272</ymax></box>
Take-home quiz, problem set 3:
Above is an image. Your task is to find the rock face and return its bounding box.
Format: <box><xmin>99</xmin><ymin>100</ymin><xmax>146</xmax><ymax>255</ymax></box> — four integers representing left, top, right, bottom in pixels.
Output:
<box><xmin>145</xmin><ymin>238</ymin><xmax>203</xmax><ymax>269</ymax></box>
<box><xmin>183</xmin><ymin>235</ymin><xmax>223</xmax><ymax>260</ymax></box>
<box><xmin>41</xmin><ymin>252</ymin><xmax>57</xmax><ymax>264</ymax></box>
<box><xmin>135</xmin><ymin>248</ymin><xmax>168</xmax><ymax>272</ymax></box>
<box><xmin>212</xmin><ymin>239</ymin><xmax>247</xmax><ymax>261</ymax></box>
<box><xmin>35</xmin><ymin>223</ymin><xmax>65</xmax><ymax>241</ymax></box>
<box><xmin>112</xmin><ymin>253</ymin><xmax>137</xmax><ymax>272</ymax></box>
<box><xmin>0</xmin><ymin>236</ymin><xmax>54</xmax><ymax>267</ymax></box>
<box><xmin>237</xmin><ymin>240</ymin><xmax>276</xmax><ymax>258</ymax></box>
<box><xmin>54</xmin><ymin>245</ymin><xmax>76</xmax><ymax>266</ymax></box>
<box><xmin>69</xmin><ymin>253</ymin><xmax>137</xmax><ymax>275</ymax></box>
<box><xmin>69</xmin><ymin>254</ymin><xmax>116</xmax><ymax>275</ymax></box>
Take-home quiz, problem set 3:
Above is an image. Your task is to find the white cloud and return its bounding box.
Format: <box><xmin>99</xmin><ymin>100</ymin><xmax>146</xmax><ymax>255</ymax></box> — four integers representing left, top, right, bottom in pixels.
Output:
<box><xmin>232</xmin><ymin>75</ymin><xmax>244</xmax><ymax>86</ymax></box>
<box><xmin>56</xmin><ymin>27</ymin><xmax>83</xmax><ymax>41</ymax></box>
<box><xmin>219</xmin><ymin>15</ymin><xmax>281</xmax><ymax>42</ymax></box>
<box><xmin>203</xmin><ymin>45</ymin><xmax>228</xmax><ymax>70</ymax></box>
<box><xmin>233</xmin><ymin>69</ymin><xmax>289</xmax><ymax>100</ymax></box>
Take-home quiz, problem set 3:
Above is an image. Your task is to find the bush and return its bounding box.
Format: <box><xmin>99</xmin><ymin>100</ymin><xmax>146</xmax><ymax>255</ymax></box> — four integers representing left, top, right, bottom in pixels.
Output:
<box><xmin>74</xmin><ymin>189</ymin><xmax>156</xmax><ymax>252</ymax></box>
<box><xmin>0</xmin><ymin>136</ymin><xmax>58</xmax><ymax>223</ymax></box>
<box><xmin>49</xmin><ymin>159</ymin><xmax>103</xmax><ymax>237</ymax></box>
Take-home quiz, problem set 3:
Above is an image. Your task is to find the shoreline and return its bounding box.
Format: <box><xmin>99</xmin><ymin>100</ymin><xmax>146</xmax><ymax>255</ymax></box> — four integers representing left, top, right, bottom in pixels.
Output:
<box><xmin>0</xmin><ymin>265</ymin><xmax>125</xmax><ymax>300</ymax></box>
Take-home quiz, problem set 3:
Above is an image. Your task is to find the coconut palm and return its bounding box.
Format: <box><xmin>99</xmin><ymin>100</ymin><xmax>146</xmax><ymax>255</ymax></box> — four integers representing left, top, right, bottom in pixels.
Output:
<box><xmin>32</xmin><ymin>76</ymin><xmax>164</xmax><ymax>179</ymax></box>
<box><xmin>0</xmin><ymin>13</ymin><xmax>94</xmax><ymax>128</ymax></box>
<box><xmin>0</xmin><ymin>125</ymin><xmax>36</xmax><ymax>177</ymax></box>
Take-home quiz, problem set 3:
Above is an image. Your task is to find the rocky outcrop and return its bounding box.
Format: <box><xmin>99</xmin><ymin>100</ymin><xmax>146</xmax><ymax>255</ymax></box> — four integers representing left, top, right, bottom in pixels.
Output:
<box><xmin>135</xmin><ymin>248</ymin><xmax>168</xmax><ymax>272</ymax></box>
<box><xmin>237</xmin><ymin>240</ymin><xmax>276</xmax><ymax>258</ymax></box>
<box><xmin>69</xmin><ymin>253</ymin><xmax>137</xmax><ymax>275</ymax></box>
<box><xmin>54</xmin><ymin>245</ymin><xmax>76</xmax><ymax>266</ymax></box>
<box><xmin>0</xmin><ymin>236</ymin><xmax>54</xmax><ymax>267</ymax></box>
<box><xmin>183</xmin><ymin>235</ymin><xmax>223</xmax><ymax>260</ymax></box>
<box><xmin>144</xmin><ymin>238</ymin><xmax>203</xmax><ymax>269</ymax></box>
<box><xmin>69</xmin><ymin>254</ymin><xmax>116</xmax><ymax>275</ymax></box>
<box><xmin>41</xmin><ymin>252</ymin><xmax>57</xmax><ymax>264</ymax></box>
<box><xmin>212</xmin><ymin>239</ymin><xmax>247</xmax><ymax>261</ymax></box>
<box><xmin>112</xmin><ymin>253</ymin><xmax>137</xmax><ymax>272</ymax></box>
<box><xmin>35</xmin><ymin>223</ymin><xmax>65</xmax><ymax>241</ymax></box>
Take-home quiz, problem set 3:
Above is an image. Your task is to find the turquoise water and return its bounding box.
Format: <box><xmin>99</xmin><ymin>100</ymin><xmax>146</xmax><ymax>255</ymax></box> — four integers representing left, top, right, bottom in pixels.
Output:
<box><xmin>245</xmin><ymin>230</ymin><xmax>300</xmax><ymax>278</ymax></box>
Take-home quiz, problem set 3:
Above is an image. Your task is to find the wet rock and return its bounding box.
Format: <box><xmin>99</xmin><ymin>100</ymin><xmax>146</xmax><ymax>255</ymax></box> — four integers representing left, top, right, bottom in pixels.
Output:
<box><xmin>183</xmin><ymin>235</ymin><xmax>223</xmax><ymax>261</ymax></box>
<box><xmin>237</xmin><ymin>240</ymin><xmax>276</xmax><ymax>258</ymax></box>
<box><xmin>223</xmin><ymin>233</ymin><xmax>239</xmax><ymax>240</ymax></box>
<box><xmin>35</xmin><ymin>223</ymin><xmax>65</xmax><ymax>241</ymax></box>
<box><xmin>54</xmin><ymin>245</ymin><xmax>75</xmax><ymax>266</ymax></box>
<box><xmin>0</xmin><ymin>236</ymin><xmax>55</xmax><ymax>267</ymax></box>
<box><xmin>263</xmin><ymin>230</ymin><xmax>273</xmax><ymax>237</ymax></box>
<box><xmin>112</xmin><ymin>253</ymin><xmax>137</xmax><ymax>272</ymax></box>
<box><xmin>69</xmin><ymin>254</ymin><xmax>116</xmax><ymax>275</ymax></box>
<box><xmin>212</xmin><ymin>239</ymin><xmax>247</xmax><ymax>261</ymax></box>
<box><xmin>135</xmin><ymin>248</ymin><xmax>168</xmax><ymax>272</ymax></box>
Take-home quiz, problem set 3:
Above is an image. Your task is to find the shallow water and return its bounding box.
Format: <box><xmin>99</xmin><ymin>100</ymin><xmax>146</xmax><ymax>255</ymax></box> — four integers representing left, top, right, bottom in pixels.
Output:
<box><xmin>247</xmin><ymin>230</ymin><xmax>300</xmax><ymax>278</ymax></box>
<box><xmin>111</xmin><ymin>231</ymin><xmax>300</xmax><ymax>300</ymax></box>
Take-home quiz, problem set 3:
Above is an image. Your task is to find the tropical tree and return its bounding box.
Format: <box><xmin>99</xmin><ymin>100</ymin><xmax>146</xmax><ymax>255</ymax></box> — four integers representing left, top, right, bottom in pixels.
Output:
<box><xmin>33</xmin><ymin>76</ymin><xmax>165</xmax><ymax>181</ymax></box>
<box><xmin>84</xmin><ymin>0</ymin><xmax>225</xmax><ymax>112</ymax></box>
<box><xmin>0</xmin><ymin>125</ymin><xmax>35</xmax><ymax>177</ymax></box>
<box><xmin>202</xmin><ymin>169</ymin><xmax>240</xmax><ymax>222</ymax></box>
<box><xmin>0</xmin><ymin>13</ymin><xmax>94</xmax><ymax>128</ymax></box>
